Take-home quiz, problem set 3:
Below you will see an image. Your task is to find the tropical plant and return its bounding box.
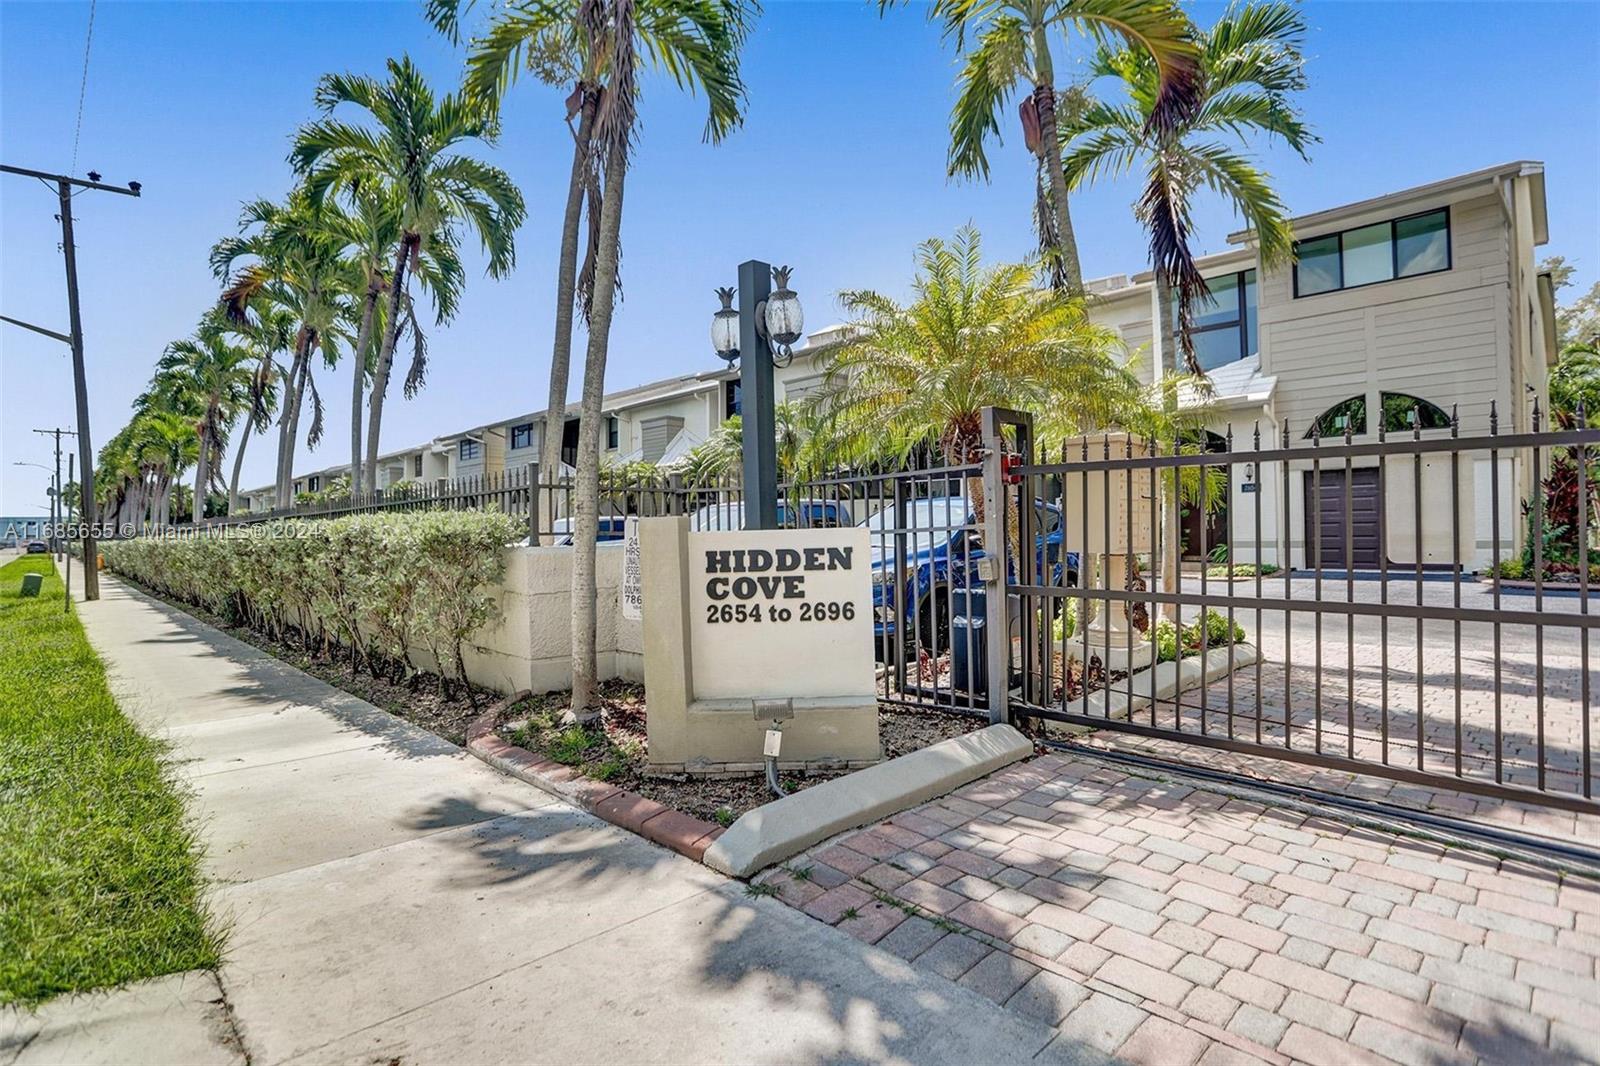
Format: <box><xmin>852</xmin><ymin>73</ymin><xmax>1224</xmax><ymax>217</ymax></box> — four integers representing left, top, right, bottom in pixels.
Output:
<box><xmin>211</xmin><ymin>190</ymin><xmax>359</xmax><ymax>508</ymax></box>
<box><xmin>223</xmin><ymin>303</ymin><xmax>294</xmax><ymax>515</ymax></box>
<box><xmin>429</xmin><ymin>0</ymin><xmax>754</xmax><ymax>541</ymax></box>
<box><xmin>154</xmin><ymin>315</ymin><xmax>260</xmax><ymax>522</ymax></box>
<box><xmin>886</xmin><ymin>0</ymin><xmax>1203</xmax><ymax>291</ymax></box>
<box><xmin>679</xmin><ymin>404</ymin><xmax>830</xmax><ymax>486</ymax></box>
<box><xmin>818</xmin><ymin>226</ymin><xmax>1142</xmax><ymax>479</ymax></box>
<box><xmin>291</xmin><ymin>55</ymin><xmax>521</xmax><ymax>495</ymax></box>
<box><xmin>1549</xmin><ymin>341</ymin><xmax>1600</xmax><ymax>429</ymax></box>
<box><xmin>1061</xmin><ymin>0</ymin><xmax>1313</xmax><ymax>374</ymax></box>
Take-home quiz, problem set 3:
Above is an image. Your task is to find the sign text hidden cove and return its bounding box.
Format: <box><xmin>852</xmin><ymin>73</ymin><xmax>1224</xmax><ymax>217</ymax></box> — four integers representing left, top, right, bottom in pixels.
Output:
<box><xmin>704</xmin><ymin>546</ymin><xmax>853</xmax><ymax>601</ymax></box>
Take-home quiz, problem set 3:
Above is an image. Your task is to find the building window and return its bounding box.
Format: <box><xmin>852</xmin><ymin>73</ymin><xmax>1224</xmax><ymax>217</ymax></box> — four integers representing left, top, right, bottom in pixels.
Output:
<box><xmin>1305</xmin><ymin>393</ymin><xmax>1455</xmax><ymax>438</ymax></box>
<box><xmin>413</xmin><ymin>454</ymin><xmax>423</xmax><ymax>477</ymax></box>
<box><xmin>605</xmin><ymin>416</ymin><xmax>619</xmax><ymax>450</ymax></box>
<box><xmin>725</xmin><ymin>380</ymin><xmax>741</xmax><ymax>419</ymax></box>
<box><xmin>307</xmin><ymin>476</ymin><xmax>320</xmax><ymax>492</ymax></box>
<box><xmin>1293</xmin><ymin>208</ymin><xmax>1451</xmax><ymax>297</ymax></box>
<box><xmin>459</xmin><ymin>439</ymin><xmax>481</xmax><ymax>461</ymax></box>
<box><xmin>510</xmin><ymin>422</ymin><xmax>534</xmax><ymax>450</ymax></box>
<box><xmin>1171</xmin><ymin>269</ymin><xmax>1257</xmax><ymax>371</ymax></box>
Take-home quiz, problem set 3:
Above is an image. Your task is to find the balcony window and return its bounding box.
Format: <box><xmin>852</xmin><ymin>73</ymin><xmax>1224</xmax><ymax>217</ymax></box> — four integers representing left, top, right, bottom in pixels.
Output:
<box><xmin>510</xmin><ymin>422</ymin><xmax>534</xmax><ymax>450</ymax></box>
<box><xmin>1293</xmin><ymin>208</ymin><xmax>1452</xmax><ymax>297</ymax></box>
<box><xmin>459</xmin><ymin>439</ymin><xmax>481</xmax><ymax>461</ymax></box>
<box><xmin>1170</xmin><ymin>269</ymin><xmax>1258</xmax><ymax>371</ymax></box>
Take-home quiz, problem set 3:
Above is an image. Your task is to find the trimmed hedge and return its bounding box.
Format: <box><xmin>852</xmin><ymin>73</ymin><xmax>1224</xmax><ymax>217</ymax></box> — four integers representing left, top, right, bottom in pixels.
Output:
<box><xmin>102</xmin><ymin>510</ymin><xmax>521</xmax><ymax>694</ymax></box>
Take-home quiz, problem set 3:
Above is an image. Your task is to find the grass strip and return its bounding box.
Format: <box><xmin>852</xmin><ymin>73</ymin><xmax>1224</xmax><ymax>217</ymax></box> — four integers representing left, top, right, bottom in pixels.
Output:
<box><xmin>0</xmin><ymin>555</ymin><xmax>220</xmax><ymax>1005</ymax></box>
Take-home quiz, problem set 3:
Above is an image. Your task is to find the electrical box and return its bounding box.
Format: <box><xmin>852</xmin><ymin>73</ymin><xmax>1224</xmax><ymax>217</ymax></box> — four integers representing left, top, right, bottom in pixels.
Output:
<box><xmin>20</xmin><ymin>573</ymin><xmax>43</xmax><ymax>597</ymax></box>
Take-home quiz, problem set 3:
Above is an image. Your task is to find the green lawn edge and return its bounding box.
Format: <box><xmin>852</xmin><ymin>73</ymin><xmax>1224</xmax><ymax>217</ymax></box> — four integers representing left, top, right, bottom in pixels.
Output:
<box><xmin>0</xmin><ymin>556</ymin><xmax>221</xmax><ymax>1006</ymax></box>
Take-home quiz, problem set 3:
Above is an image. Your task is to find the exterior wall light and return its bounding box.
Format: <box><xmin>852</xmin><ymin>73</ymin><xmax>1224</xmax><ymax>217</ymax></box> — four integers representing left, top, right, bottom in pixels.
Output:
<box><xmin>711</xmin><ymin>286</ymin><xmax>741</xmax><ymax>362</ymax></box>
<box><xmin>762</xmin><ymin>265</ymin><xmax>804</xmax><ymax>365</ymax></box>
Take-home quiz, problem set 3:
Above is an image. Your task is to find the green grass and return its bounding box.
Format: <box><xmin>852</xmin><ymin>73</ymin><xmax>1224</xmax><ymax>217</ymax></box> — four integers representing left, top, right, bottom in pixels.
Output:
<box><xmin>0</xmin><ymin>555</ymin><xmax>220</xmax><ymax>1006</ymax></box>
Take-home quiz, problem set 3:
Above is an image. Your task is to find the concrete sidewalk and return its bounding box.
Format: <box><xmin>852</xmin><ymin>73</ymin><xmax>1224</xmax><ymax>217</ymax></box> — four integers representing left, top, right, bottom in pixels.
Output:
<box><xmin>2</xmin><ymin>577</ymin><xmax>1098</xmax><ymax>1066</ymax></box>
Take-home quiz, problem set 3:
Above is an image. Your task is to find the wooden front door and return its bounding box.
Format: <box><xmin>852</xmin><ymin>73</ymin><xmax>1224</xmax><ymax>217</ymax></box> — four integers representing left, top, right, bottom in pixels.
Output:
<box><xmin>1303</xmin><ymin>467</ymin><xmax>1381</xmax><ymax>569</ymax></box>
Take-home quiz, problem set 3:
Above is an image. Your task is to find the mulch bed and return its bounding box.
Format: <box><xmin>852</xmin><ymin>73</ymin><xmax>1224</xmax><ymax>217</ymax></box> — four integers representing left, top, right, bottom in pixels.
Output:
<box><xmin>495</xmin><ymin>681</ymin><xmax>984</xmax><ymax>824</ymax></box>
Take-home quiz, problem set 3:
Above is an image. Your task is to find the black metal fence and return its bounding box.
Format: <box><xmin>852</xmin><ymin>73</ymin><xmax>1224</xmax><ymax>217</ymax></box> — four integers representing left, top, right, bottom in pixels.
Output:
<box><xmin>986</xmin><ymin>403</ymin><xmax>1597</xmax><ymax>813</ymax></box>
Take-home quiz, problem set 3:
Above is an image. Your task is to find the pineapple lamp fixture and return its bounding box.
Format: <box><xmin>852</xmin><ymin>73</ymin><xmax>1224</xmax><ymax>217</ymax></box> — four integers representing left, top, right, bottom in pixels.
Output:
<box><xmin>710</xmin><ymin>265</ymin><xmax>804</xmax><ymax>367</ymax></box>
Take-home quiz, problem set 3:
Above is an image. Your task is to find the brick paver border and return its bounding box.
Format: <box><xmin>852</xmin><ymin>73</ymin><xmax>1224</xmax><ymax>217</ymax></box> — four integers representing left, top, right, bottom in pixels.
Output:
<box><xmin>464</xmin><ymin>696</ymin><xmax>725</xmax><ymax>863</ymax></box>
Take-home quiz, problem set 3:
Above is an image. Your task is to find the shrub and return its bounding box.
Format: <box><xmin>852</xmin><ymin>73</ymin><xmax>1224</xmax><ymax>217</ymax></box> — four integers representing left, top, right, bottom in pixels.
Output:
<box><xmin>101</xmin><ymin>510</ymin><xmax>520</xmax><ymax>699</ymax></box>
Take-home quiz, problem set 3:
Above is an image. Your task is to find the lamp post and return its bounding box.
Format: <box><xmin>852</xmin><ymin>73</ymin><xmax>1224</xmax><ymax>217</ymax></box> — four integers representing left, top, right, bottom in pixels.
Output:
<box><xmin>710</xmin><ymin>261</ymin><xmax>804</xmax><ymax>530</ymax></box>
<box><xmin>14</xmin><ymin>461</ymin><xmax>57</xmax><ymax>554</ymax></box>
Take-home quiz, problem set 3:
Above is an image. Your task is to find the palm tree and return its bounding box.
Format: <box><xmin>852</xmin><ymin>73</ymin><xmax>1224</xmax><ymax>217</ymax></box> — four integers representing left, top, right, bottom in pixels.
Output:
<box><xmin>1060</xmin><ymin>0</ymin><xmax>1312</xmax><ymax>608</ymax></box>
<box><xmin>155</xmin><ymin>315</ymin><xmax>259</xmax><ymax>522</ymax></box>
<box><xmin>430</xmin><ymin>0</ymin><xmax>754</xmax><ymax>541</ymax></box>
<box><xmin>212</xmin><ymin>191</ymin><xmax>359</xmax><ymax>508</ymax></box>
<box><xmin>819</xmin><ymin>226</ymin><xmax>1141</xmax><ymax>478</ymax></box>
<box><xmin>224</xmin><ymin>302</ymin><xmax>294</xmax><ymax>515</ymax></box>
<box><xmin>1061</xmin><ymin>0</ymin><xmax>1313</xmax><ymax>373</ymax></box>
<box><xmin>291</xmin><ymin>56</ymin><xmax>521</xmax><ymax>495</ymax></box>
<box><xmin>887</xmin><ymin>0</ymin><xmax>1204</xmax><ymax>291</ymax></box>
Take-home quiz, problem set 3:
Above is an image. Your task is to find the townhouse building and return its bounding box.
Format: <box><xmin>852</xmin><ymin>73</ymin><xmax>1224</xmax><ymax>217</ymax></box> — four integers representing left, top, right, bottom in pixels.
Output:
<box><xmin>249</xmin><ymin>162</ymin><xmax>1559</xmax><ymax>574</ymax></box>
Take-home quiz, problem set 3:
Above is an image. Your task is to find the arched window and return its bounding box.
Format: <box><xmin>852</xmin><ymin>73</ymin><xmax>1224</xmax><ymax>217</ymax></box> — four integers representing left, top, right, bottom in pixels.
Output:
<box><xmin>1305</xmin><ymin>393</ymin><xmax>1453</xmax><ymax>438</ymax></box>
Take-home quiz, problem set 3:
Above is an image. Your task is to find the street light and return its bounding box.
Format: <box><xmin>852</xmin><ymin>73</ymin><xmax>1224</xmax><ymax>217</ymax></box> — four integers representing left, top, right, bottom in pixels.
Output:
<box><xmin>710</xmin><ymin>262</ymin><xmax>804</xmax><ymax>530</ymax></box>
<box><xmin>13</xmin><ymin>461</ymin><xmax>58</xmax><ymax>553</ymax></box>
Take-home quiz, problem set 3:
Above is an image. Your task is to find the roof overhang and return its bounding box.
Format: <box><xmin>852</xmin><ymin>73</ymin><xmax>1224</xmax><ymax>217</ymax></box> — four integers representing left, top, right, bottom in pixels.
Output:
<box><xmin>1227</xmin><ymin>161</ymin><xmax>1546</xmax><ymax>246</ymax></box>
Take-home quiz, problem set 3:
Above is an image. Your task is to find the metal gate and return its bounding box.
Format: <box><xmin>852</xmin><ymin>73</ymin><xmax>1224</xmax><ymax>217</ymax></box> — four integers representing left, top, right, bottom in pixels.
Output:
<box><xmin>979</xmin><ymin>404</ymin><xmax>1599</xmax><ymax>814</ymax></box>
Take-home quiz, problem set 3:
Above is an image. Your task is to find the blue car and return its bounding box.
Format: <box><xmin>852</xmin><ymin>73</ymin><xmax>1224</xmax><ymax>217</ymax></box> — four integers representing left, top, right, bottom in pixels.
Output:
<box><xmin>864</xmin><ymin>496</ymin><xmax>1073</xmax><ymax>658</ymax></box>
<box><xmin>688</xmin><ymin>498</ymin><xmax>854</xmax><ymax>531</ymax></box>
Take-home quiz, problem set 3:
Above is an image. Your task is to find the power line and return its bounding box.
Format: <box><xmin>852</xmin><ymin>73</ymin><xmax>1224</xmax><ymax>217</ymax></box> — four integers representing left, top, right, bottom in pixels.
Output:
<box><xmin>69</xmin><ymin>0</ymin><xmax>98</xmax><ymax>176</ymax></box>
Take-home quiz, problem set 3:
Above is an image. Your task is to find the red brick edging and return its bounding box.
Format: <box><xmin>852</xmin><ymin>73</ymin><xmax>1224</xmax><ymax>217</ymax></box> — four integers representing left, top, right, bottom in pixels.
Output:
<box><xmin>464</xmin><ymin>695</ymin><xmax>726</xmax><ymax>864</ymax></box>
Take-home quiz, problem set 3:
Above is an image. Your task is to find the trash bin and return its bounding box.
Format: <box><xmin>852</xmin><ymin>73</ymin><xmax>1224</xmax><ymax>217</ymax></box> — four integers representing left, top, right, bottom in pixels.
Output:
<box><xmin>950</xmin><ymin>586</ymin><xmax>987</xmax><ymax>694</ymax></box>
<box><xmin>20</xmin><ymin>572</ymin><xmax>43</xmax><ymax>597</ymax></box>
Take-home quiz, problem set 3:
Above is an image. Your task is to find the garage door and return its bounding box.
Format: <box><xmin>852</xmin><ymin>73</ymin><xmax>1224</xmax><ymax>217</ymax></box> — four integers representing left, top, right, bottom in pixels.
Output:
<box><xmin>1304</xmin><ymin>467</ymin><xmax>1380</xmax><ymax>569</ymax></box>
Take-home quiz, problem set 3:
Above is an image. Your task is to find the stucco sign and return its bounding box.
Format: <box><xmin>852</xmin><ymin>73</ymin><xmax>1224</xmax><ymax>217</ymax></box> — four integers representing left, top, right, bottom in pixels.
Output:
<box><xmin>687</xmin><ymin>527</ymin><xmax>874</xmax><ymax>702</ymax></box>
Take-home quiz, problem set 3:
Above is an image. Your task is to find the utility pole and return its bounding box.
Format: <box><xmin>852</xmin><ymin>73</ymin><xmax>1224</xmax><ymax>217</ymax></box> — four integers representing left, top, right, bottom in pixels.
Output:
<box><xmin>2</xmin><ymin>164</ymin><xmax>141</xmax><ymax>602</ymax></box>
<box><xmin>33</xmin><ymin>428</ymin><xmax>73</xmax><ymax>561</ymax></box>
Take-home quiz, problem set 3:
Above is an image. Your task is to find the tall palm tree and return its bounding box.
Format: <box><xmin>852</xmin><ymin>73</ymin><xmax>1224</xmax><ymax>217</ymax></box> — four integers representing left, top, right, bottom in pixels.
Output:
<box><xmin>155</xmin><ymin>315</ymin><xmax>260</xmax><ymax>522</ymax></box>
<box><xmin>1060</xmin><ymin>0</ymin><xmax>1312</xmax><ymax>609</ymax></box>
<box><xmin>224</xmin><ymin>302</ymin><xmax>294</xmax><ymax>514</ymax></box>
<box><xmin>887</xmin><ymin>0</ymin><xmax>1204</xmax><ymax>291</ymax></box>
<box><xmin>819</xmin><ymin>226</ymin><xmax>1141</xmax><ymax>476</ymax></box>
<box><xmin>291</xmin><ymin>56</ymin><xmax>522</xmax><ymax>495</ymax></box>
<box><xmin>429</xmin><ymin>0</ymin><xmax>753</xmax><ymax>540</ymax></box>
<box><xmin>1061</xmin><ymin>0</ymin><xmax>1313</xmax><ymax>373</ymax></box>
<box><xmin>212</xmin><ymin>191</ymin><xmax>359</xmax><ymax>508</ymax></box>
<box><xmin>433</xmin><ymin>0</ymin><xmax>751</xmax><ymax>721</ymax></box>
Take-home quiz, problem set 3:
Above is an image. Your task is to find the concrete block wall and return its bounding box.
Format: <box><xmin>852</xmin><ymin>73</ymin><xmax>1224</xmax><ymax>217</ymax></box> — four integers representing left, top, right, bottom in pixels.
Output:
<box><xmin>402</xmin><ymin>543</ymin><xmax>644</xmax><ymax>697</ymax></box>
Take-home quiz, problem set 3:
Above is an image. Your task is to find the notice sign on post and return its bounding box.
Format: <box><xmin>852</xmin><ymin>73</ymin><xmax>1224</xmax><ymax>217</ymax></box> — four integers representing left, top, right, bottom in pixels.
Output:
<box><xmin>687</xmin><ymin>527</ymin><xmax>874</xmax><ymax>702</ymax></box>
<box><xmin>622</xmin><ymin>517</ymin><xmax>643</xmax><ymax>621</ymax></box>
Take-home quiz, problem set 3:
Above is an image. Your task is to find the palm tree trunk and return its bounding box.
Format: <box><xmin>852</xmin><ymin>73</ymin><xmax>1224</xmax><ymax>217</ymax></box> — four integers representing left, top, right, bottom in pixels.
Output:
<box><xmin>569</xmin><ymin>141</ymin><xmax>627</xmax><ymax>722</ymax></box>
<box><xmin>281</xmin><ymin>336</ymin><xmax>316</xmax><ymax>509</ymax></box>
<box><xmin>277</xmin><ymin>337</ymin><xmax>310</xmax><ymax>509</ymax></box>
<box><xmin>365</xmin><ymin>240</ymin><xmax>415</xmax><ymax>495</ymax></box>
<box><xmin>351</xmin><ymin>277</ymin><xmax>381</xmax><ymax>499</ymax></box>
<box><xmin>228</xmin><ymin>421</ymin><xmax>253</xmax><ymax>515</ymax></box>
<box><xmin>1030</xmin><ymin>26</ymin><xmax>1083</xmax><ymax>293</ymax></box>
<box><xmin>538</xmin><ymin>88</ymin><xmax>599</xmax><ymax>545</ymax></box>
<box><xmin>1154</xmin><ymin>271</ymin><xmax>1180</xmax><ymax>618</ymax></box>
<box><xmin>193</xmin><ymin>424</ymin><xmax>210</xmax><ymax>524</ymax></box>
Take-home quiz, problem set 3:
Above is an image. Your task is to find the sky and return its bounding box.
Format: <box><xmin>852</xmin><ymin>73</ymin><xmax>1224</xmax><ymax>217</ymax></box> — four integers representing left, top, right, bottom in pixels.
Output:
<box><xmin>2</xmin><ymin>0</ymin><xmax>1597</xmax><ymax>513</ymax></box>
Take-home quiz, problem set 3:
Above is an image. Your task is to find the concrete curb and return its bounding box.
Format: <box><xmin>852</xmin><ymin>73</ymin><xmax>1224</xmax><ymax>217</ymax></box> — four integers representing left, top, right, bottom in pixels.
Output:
<box><xmin>702</xmin><ymin>724</ymin><xmax>1034</xmax><ymax>878</ymax></box>
<box><xmin>1064</xmin><ymin>643</ymin><xmax>1259</xmax><ymax>723</ymax></box>
<box><xmin>463</xmin><ymin>697</ymin><xmax>725</xmax><ymax>864</ymax></box>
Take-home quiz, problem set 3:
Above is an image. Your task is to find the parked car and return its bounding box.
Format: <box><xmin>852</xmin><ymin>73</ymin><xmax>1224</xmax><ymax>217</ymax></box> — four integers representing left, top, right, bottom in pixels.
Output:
<box><xmin>864</xmin><ymin>496</ymin><xmax>1073</xmax><ymax>659</ymax></box>
<box><xmin>25</xmin><ymin>539</ymin><xmax>49</xmax><ymax>555</ymax></box>
<box><xmin>687</xmin><ymin>498</ymin><xmax>855</xmax><ymax>531</ymax></box>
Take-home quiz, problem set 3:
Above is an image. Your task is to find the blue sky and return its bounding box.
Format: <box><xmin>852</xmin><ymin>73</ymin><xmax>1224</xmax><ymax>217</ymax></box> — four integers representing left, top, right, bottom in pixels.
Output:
<box><xmin>2</xmin><ymin>0</ymin><xmax>1597</xmax><ymax>510</ymax></box>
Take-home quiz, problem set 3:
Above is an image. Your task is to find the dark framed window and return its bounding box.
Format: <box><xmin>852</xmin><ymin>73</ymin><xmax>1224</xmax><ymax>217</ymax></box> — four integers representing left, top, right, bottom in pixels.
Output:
<box><xmin>725</xmin><ymin>380</ymin><xmax>742</xmax><ymax>418</ymax></box>
<box><xmin>459</xmin><ymin>439</ymin><xmax>481</xmax><ymax>461</ymax></box>
<box><xmin>307</xmin><ymin>476</ymin><xmax>320</xmax><ymax>492</ymax></box>
<box><xmin>1171</xmin><ymin>269</ymin><xmax>1257</xmax><ymax>371</ymax></box>
<box><xmin>510</xmin><ymin>422</ymin><xmax>534</xmax><ymax>450</ymax></box>
<box><xmin>1293</xmin><ymin>208</ymin><xmax>1452</xmax><ymax>298</ymax></box>
<box><xmin>1305</xmin><ymin>393</ymin><xmax>1455</xmax><ymax>438</ymax></box>
<box><xmin>606</xmin><ymin>416</ymin><xmax>619</xmax><ymax>450</ymax></box>
<box><xmin>413</xmin><ymin>454</ymin><xmax>423</xmax><ymax>477</ymax></box>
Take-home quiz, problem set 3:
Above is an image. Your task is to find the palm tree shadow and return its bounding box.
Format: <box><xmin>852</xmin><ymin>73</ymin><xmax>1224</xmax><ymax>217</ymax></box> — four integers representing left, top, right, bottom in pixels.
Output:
<box><xmin>400</xmin><ymin>795</ymin><xmax>1107</xmax><ymax>1065</ymax></box>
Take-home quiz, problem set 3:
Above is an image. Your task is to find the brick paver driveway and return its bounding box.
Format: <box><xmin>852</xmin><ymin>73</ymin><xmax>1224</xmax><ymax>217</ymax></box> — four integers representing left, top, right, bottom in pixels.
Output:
<box><xmin>1057</xmin><ymin>575</ymin><xmax>1597</xmax><ymax>841</ymax></box>
<box><xmin>758</xmin><ymin>750</ymin><xmax>1600</xmax><ymax>1066</ymax></box>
